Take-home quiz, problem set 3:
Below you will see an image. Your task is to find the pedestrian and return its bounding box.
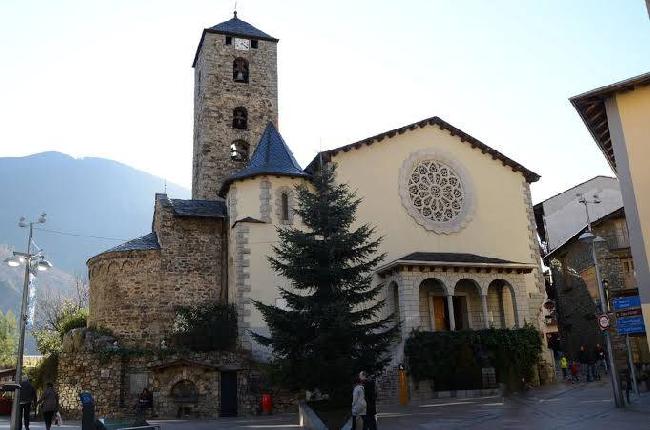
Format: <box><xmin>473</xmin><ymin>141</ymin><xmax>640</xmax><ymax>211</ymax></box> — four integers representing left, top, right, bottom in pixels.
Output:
<box><xmin>351</xmin><ymin>376</ymin><xmax>367</xmax><ymax>430</ymax></box>
<box><xmin>137</xmin><ymin>387</ymin><xmax>154</xmax><ymax>416</ymax></box>
<box><xmin>587</xmin><ymin>347</ymin><xmax>596</xmax><ymax>382</ymax></box>
<box><xmin>570</xmin><ymin>360</ymin><xmax>579</xmax><ymax>383</ymax></box>
<box><xmin>359</xmin><ymin>371</ymin><xmax>377</xmax><ymax>430</ymax></box>
<box><xmin>38</xmin><ymin>382</ymin><xmax>59</xmax><ymax>430</ymax></box>
<box><xmin>595</xmin><ymin>343</ymin><xmax>607</xmax><ymax>378</ymax></box>
<box><xmin>578</xmin><ymin>345</ymin><xmax>589</xmax><ymax>382</ymax></box>
<box><xmin>18</xmin><ymin>377</ymin><xmax>37</xmax><ymax>430</ymax></box>
<box><xmin>560</xmin><ymin>355</ymin><xmax>568</xmax><ymax>380</ymax></box>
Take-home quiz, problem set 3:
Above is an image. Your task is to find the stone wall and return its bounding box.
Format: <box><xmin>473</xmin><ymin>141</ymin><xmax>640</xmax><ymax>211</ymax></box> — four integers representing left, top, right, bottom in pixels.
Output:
<box><xmin>87</xmin><ymin>249</ymin><xmax>163</xmax><ymax>345</ymax></box>
<box><xmin>57</xmin><ymin>329</ymin><xmax>294</xmax><ymax>419</ymax></box>
<box><xmin>192</xmin><ymin>30</ymin><xmax>279</xmax><ymax>200</ymax></box>
<box><xmin>88</xmin><ymin>194</ymin><xmax>227</xmax><ymax>348</ymax></box>
<box><xmin>153</xmin><ymin>195</ymin><xmax>227</xmax><ymax>306</ymax></box>
<box><xmin>549</xmin><ymin>215</ymin><xmax>632</xmax><ymax>366</ymax></box>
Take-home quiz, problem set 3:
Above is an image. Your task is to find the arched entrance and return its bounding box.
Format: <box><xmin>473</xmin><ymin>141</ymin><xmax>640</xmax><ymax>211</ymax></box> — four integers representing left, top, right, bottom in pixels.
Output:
<box><xmin>387</xmin><ymin>281</ymin><xmax>401</xmax><ymax>336</ymax></box>
<box><xmin>170</xmin><ymin>379</ymin><xmax>199</xmax><ymax>418</ymax></box>
<box><xmin>487</xmin><ymin>279</ymin><xmax>519</xmax><ymax>328</ymax></box>
<box><xmin>454</xmin><ymin>279</ymin><xmax>483</xmax><ymax>329</ymax></box>
<box><xmin>419</xmin><ymin>278</ymin><xmax>449</xmax><ymax>331</ymax></box>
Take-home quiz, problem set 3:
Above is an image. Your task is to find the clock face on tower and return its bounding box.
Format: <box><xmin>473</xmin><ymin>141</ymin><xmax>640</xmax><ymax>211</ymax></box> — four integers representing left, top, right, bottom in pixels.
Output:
<box><xmin>234</xmin><ymin>38</ymin><xmax>250</xmax><ymax>51</ymax></box>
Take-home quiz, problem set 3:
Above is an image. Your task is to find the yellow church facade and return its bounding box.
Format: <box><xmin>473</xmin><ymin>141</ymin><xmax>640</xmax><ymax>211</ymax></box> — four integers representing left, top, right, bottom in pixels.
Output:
<box><xmin>222</xmin><ymin>115</ymin><xmax>547</xmax><ymax>362</ymax></box>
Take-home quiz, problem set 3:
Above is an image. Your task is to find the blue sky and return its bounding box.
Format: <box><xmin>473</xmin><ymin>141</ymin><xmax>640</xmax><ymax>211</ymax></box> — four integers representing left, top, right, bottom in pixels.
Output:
<box><xmin>0</xmin><ymin>0</ymin><xmax>648</xmax><ymax>202</ymax></box>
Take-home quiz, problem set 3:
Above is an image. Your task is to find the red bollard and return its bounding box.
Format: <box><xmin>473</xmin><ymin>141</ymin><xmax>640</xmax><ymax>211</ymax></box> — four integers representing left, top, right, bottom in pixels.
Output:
<box><xmin>261</xmin><ymin>393</ymin><xmax>273</xmax><ymax>415</ymax></box>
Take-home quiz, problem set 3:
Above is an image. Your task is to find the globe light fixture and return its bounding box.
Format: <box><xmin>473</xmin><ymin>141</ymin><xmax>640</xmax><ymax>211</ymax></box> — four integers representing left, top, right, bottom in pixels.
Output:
<box><xmin>4</xmin><ymin>256</ymin><xmax>21</xmax><ymax>267</ymax></box>
<box><xmin>37</xmin><ymin>259</ymin><xmax>52</xmax><ymax>271</ymax></box>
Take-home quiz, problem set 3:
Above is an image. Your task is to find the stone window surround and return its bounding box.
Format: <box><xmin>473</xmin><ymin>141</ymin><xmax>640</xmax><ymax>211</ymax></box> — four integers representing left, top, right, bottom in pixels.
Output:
<box><xmin>399</xmin><ymin>148</ymin><xmax>475</xmax><ymax>234</ymax></box>
<box><xmin>274</xmin><ymin>186</ymin><xmax>295</xmax><ymax>225</ymax></box>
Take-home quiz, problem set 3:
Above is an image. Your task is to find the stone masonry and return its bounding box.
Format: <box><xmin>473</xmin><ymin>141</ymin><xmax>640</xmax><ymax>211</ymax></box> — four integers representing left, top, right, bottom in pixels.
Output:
<box><xmin>57</xmin><ymin>328</ymin><xmax>267</xmax><ymax>419</ymax></box>
<box><xmin>192</xmin><ymin>29</ymin><xmax>278</xmax><ymax>199</ymax></box>
<box><xmin>87</xmin><ymin>194</ymin><xmax>227</xmax><ymax>347</ymax></box>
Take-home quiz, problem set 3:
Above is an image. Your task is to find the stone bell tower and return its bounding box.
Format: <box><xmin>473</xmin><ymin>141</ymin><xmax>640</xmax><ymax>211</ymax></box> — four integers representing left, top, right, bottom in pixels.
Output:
<box><xmin>191</xmin><ymin>12</ymin><xmax>279</xmax><ymax>200</ymax></box>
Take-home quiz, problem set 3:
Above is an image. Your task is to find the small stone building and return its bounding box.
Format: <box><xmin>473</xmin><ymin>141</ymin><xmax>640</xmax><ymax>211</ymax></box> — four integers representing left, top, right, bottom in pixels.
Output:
<box><xmin>58</xmin><ymin>12</ymin><xmax>552</xmax><ymax>418</ymax></box>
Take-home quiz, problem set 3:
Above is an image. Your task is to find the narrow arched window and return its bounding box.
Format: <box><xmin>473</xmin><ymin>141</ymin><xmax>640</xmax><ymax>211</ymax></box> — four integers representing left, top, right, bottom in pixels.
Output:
<box><xmin>281</xmin><ymin>192</ymin><xmax>289</xmax><ymax>221</ymax></box>
<box><xmin>233</xmin><ymin>58</ymin><xmax>249</xmax><ymax>83</ymax></box>
<box><xmin>230</xmin><ymin>140</ymin><xmax>249</xmax><ymax>162</ymax></box>
<box><xmin>233</xmin><ymin>107</ymin><xmax>248</xmax><ymax>130</ymax></box>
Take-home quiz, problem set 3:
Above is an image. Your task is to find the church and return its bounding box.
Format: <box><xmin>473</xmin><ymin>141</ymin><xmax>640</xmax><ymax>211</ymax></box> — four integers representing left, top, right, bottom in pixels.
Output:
<box><xmin>60</xmin><ymin>13</ymin><xmax>549</xmax><ymax>418</ymax></box>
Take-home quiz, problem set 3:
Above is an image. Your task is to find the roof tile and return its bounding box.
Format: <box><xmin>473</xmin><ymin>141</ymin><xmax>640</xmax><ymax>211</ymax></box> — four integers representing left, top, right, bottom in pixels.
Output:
<box><xmin>103</xmin><ymin>232</ymin><xmax>160</xmax><ymax>254</ymax></box>
<box><xmin>219</xmin><ymin>123</ymin><xmax>309</xmax><ymax>195</ymax></box>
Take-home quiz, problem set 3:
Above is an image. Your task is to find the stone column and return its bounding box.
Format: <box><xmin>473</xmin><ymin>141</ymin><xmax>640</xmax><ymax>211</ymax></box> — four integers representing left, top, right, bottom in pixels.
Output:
<box><xmin>481</xmin><ymin>294</ymin><xmax>490</xmax><ymax>329</ymax></box>
<box><xmin>398</xmin><ymin>278</ymin><xmax>419</xmax><ymax>338</ymax></box>
<box><xmin>446</xmin><ymin>294</ymin><xmax>456</xmax><ymax>331</ymax></box>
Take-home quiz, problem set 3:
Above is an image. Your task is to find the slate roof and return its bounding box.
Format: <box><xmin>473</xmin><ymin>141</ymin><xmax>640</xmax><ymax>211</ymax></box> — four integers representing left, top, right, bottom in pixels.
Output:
<box><xmin>193</xmin><ymin>13</ymin><xmax>278</xmax><ymax>67</ymax></box>
<box><xmin>102</xmin><ymin>232</ymin><xmax>161</xmax><ymax>254</ymax></box>
<box><xmin>219</xmin><ymin>122</ymin><xmax>310</xmax><ymax>196</ymax></box>
<box><xmin>170</xmin><ymin>199</ymin><xmax>227</xmax><ymax>218</ymax></box>
<box><xmin>305</xmin><ymin>116</ymin><xmax>540</xmax><ymax>183</ymax></box>
<box><xmin>209</xmin><ymin>12</ymin><xmax>277</xmax><ymax>41</ymax></box>
<box><xmin>377</xmin><ymin>251</ymin><xmax>534</xmax><ymax>275</ymax></box>
<box><xmin>401</xmin><ymin>252</ymin><xmax>522</xmax><ymax>265</ymax></box>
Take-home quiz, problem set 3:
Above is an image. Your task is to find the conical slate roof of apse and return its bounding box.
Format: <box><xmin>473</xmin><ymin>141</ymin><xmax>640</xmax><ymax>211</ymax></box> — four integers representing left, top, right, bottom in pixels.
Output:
<box><xmin>219</xmin><ymin>123</ymin><xmax>310</xmax><ymax>197</ymax></box>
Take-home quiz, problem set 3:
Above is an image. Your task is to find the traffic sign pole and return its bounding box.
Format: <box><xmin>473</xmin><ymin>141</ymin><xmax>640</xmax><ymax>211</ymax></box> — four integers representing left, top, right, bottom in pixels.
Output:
<box><xmin>590</xmin><ymin>237</ymin><xmax>623</xmax><ymax>408</ymax></box>
<box><xmin>625</xmin><ymin>335</ymin><xmax>640</xmax><ymax>396</ymax></box>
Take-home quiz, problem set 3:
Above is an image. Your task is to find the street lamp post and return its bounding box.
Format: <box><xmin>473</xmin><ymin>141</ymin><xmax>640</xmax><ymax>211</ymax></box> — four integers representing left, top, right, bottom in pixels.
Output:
<box><xmin>4</xmin><ymin>213</ymin><xmax>52</xmax><ymax>430</ymax></box>
<box><xmin>577</xmin><ymin>194</ymin><xmax>623</xmax><ymax>408</ymax></box>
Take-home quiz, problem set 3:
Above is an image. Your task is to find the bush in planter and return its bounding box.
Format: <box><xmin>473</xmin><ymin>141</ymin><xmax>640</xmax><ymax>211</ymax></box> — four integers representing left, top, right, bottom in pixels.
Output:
<box><xmin>169</xmin><ymin>302</ymin><xmax>237</xmax><ymax>352</ymax></box>
<box><xmin>405</xmin><ymin>325</ymin><xmax>542</xmax><ymax>391</ymax></box>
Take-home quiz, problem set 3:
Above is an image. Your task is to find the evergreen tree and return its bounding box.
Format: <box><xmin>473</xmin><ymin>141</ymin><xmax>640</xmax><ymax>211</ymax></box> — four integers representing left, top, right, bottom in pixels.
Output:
<box><xmin>252</xmin><ymin>164</ymin><xmax>397</xmax><ymax>401</ymax></box>
<box><xmin>0</xmin><ymin>310</ymin><xmax>17</xmax><ymax>366</ymax></box>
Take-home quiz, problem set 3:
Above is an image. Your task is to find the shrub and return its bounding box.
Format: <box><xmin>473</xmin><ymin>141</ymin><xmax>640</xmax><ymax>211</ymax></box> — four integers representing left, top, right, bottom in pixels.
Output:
<box><xmin>404</xmin><ymin>325</ymin><xmax>542</xmax><ymax>390</ymax></box>
<box><xmin>169</xmin><ymin>302</ymin><xmax>237</xmax><ymax>352</ymax></box>
<box><xmin>59</xmin><ymin>307</ymin><xmax>88</xmax><ymax>334</ymax></box>
<box><xmin>33</xmin><ymin>306</ymin><xmax>88</xmax><ymax>356</ymax></box>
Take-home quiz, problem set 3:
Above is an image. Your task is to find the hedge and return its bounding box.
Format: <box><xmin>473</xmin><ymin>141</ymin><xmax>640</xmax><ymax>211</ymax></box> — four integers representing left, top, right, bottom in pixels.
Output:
<box><xmin>404</xmin><ymin>325</ymin><xmax>542</xmax><ymax>390</ymax></box>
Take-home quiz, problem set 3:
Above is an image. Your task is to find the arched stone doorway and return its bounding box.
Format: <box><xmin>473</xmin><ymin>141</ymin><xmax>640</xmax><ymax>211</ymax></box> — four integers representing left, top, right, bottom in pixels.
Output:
<box><xmin>170</xmin><ymin>379</ymin><xmax>199</xmax><ymax>418</ymax></box>
<box><xmin>419</xmin><ymin>278</ymin><xmax>449</xmax><ymax>331</ymax></box>
<box><xmin>454</xmin><ymin>279</ymin><xmax>483</xmax><ymax>329</ymax></box>
<box><xmin>487</xmin><ymin>279</ymin><xmax>519</xmax><ymax>328</ymax></box>
<box><xmin>387</xmin><ymin>281</ymin><xmax>401</xmax><ymax>336</ymax></box>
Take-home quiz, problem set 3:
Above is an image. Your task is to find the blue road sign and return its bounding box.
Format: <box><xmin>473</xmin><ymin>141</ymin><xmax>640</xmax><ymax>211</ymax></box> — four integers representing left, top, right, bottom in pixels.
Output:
<box><xmin>612</xmin><ymin>296</ymin><xmax>641</xmax><ymax>311</ymax></box>
<box><xmin>617</xmin><ymin>315</ymin><xmax>646</xmax><ymax>335</ymax></box>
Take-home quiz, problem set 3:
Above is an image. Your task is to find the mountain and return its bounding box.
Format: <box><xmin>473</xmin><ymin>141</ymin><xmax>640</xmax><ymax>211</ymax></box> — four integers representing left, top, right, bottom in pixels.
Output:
<box><xmin>0</xmin><ymin>151</ymin><xmax>190</xmax><ymax>313</ymax></box>
<box><xmin>0</xmin><ymin>152</ymin><xmax>189</xmax><ymax>274</ymax></box>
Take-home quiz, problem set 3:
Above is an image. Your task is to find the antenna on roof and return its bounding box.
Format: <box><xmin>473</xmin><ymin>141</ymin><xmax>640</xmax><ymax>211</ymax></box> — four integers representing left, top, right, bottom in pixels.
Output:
<box><xmin>233</xmin><ymin>1</ymin><xmax>238</xmax><ymax>18</ymax></box>
<box><xmin>164</xmin><ymin>179</ymin><xmax>167</xmax><ymax>194</ymax></box>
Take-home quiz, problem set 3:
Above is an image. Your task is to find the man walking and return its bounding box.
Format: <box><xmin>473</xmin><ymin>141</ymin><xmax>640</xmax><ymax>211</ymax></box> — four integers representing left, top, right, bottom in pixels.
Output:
<box><xmin>560</xmin><ymin>354</ymin><xmax>568</xmax><ymax>380</ymax></box>
<box><xmin>578</xmin><ymin>345</ymin><xmax>589</xmax><ymax>382</ymax></box>
<box><xmin>360</xmin><ymin>371</ymin><xmax>377</xmax><ymax>430</ymax></box>
<box><xmin>595</xmin><ymin>343</ymin><xmax>607</xmax><ymax>378</ymax></box>
<box><xmin>18</xmin><ymin>377</ymin><xmax>37</xmax><ymax>430</ymax></box>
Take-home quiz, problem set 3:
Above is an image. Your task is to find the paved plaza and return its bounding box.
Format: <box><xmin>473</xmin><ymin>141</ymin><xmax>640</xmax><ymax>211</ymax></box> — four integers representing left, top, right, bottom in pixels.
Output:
<box><xmin>1</xmin><ymin>381</ymin><xmax>649</xmax><ymax>429</ymax></box>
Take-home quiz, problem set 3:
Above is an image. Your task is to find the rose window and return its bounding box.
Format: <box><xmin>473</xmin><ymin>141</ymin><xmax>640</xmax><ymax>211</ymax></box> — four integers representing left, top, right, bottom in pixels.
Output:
<box><xmin>407</xmin><ymin>160</ymin><xmax>464</xmax><ymax>223</ymax></box>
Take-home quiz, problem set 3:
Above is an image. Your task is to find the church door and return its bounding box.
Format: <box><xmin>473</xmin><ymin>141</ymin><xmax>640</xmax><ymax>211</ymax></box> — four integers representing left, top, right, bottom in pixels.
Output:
<box><xmin>432</xmin><ymin>296</ymin><xmax>447</xmax><ymax>331</ymax></box>
<box><xmin>220</xmin><ymin>371</ymin><xmax>238</xmax><ymax>417</ymax></box>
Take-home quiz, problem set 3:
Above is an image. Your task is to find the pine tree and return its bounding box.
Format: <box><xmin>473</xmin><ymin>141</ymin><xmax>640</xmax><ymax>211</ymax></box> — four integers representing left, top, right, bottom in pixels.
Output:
<box><xmin>252</xmin><ymin>164</ymin><xmax>398</xmax><ymax>401</ymax></box>
<box><xmin>0</xmin><ymin>310</ymin><xmax>17</xmax><ymax>366</ymax></box>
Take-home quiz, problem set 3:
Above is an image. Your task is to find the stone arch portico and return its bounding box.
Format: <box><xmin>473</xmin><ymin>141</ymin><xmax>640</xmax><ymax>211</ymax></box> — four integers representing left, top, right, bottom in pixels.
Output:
<box><xmin>378</xmin><ymin>252</ymin><xmax>535</xmax><ymax>340</ymax></box>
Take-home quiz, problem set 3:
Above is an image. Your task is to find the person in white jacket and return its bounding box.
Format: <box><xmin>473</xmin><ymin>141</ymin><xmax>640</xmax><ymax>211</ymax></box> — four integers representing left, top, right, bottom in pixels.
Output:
<box><xmin>351</xmin><ymin>377</ymin><xmax>367</xmax><ymax>430</ymax></box>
